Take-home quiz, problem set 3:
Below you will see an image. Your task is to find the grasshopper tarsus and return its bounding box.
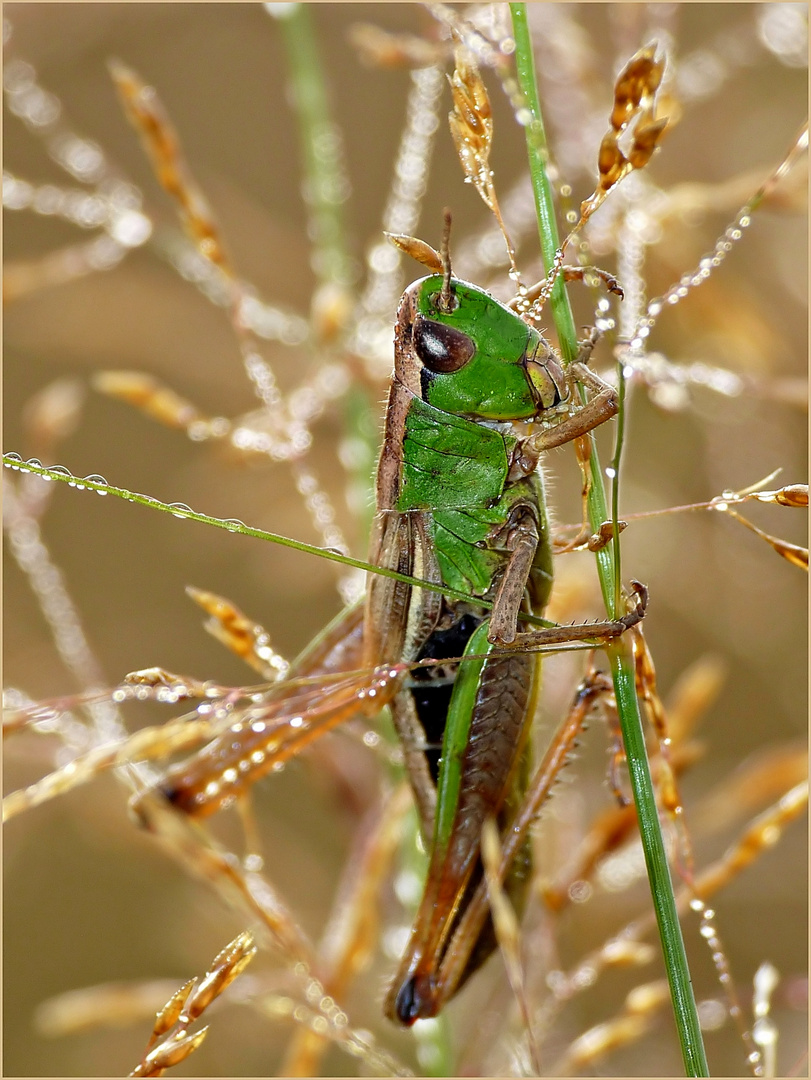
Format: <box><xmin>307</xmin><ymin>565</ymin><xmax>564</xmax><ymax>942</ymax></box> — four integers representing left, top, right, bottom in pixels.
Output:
<box><xmin>562</xmin><ymin>263</ymin><xmax>625</xmax><ymax>299</ymax></box>
<box><xmin>624</xmin><ymin>579</ymin><xmax>649</xmax><ymax>628</ymax></box>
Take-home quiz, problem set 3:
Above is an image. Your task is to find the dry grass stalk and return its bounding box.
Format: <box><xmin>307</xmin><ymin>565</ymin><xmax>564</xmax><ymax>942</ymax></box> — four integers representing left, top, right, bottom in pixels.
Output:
<box><xmin>708</xmin><ymin>480</ymin><xmax>809</xmax><ymax>569</ymax></box>
<box><xmin>34</xmin><ymin>980</ymin><xmax>201</xmax><ymax>1038</ymax></box>
<box><xmin>534</xmin><ymin>778</ymin><xmax>805</xmax><ymax>1065</ymax></box>
<box><xmin>693</xmin><ymin>781</ymin><xmax>808</xmax><ymax>900</ymax></box>
<box><xmin>2</xmin><ymin>713</ymin><xmax>215</xmax><ymax>821</ymax></box>
<box><xmin>348</xmin><ymin>22</ymin><xmax>449</xmax><ymax>70</ymax></box>
<box><xmin>280</xmin><ymin>782</ymin><xmax>412</xmax><ymax>1075</ymax></box>
<box><xmin>481</xmin><ymin>816</ymin><xmax>540</xmax><ymax>1075</ymax></box>
<box><xmin>694</xmin><ymin>742</ymin><xmax>807</xmax><ymax>836</ymax></box>
<box><xmin>92</xmin><ymin>371</ymin><xmax>207</xmax><ymax>433</ymax></box>
<box><xmin>254</xmin><ymin>990</ymin><xmax>410</xmax><ymax>1077</ymax></box>
<box><xmin>718</xmin><ymin>509</ymin><xmax>808</xmax><ymax>569</ymax></box>
<box><xmin>110</xmin><ymin>52</ymin><xmax>348</xmax><ymax>553</ymax></box>
<box><xmin>631</xmin><ymin>627</ymin><xmax>695</xmax><ymax>880</ymax></box>
<box><xmin>133</xmin><ymin>788</ymin><xmax>315</xmax><ymax>965</ymax></box>
<box><xmin>551</xmin><ymin>980</ymin><xmax>671</xmax><ymax>1074</ymax></box>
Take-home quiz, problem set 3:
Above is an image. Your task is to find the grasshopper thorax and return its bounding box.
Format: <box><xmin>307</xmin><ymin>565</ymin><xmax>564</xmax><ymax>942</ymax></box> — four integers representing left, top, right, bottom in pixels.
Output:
<box><xmin>396</xmin><ymin>275</ymin><xmax>567</xmax><ymax>423</ymax></box>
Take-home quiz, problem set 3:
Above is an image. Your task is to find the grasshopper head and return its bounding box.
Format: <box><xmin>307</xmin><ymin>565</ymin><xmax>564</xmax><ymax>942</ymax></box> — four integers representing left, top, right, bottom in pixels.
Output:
<box><xmin>400</xmin><ymin>275</ymin><xmax>567</xmax><ymax>421</ymax></box>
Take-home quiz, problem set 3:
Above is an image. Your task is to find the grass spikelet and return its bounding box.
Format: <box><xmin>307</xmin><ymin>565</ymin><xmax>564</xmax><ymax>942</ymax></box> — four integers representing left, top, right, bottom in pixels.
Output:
<box><xmin>129</xmin><ymin>931</ymin><xmax>255</xmax><ymax>1076</ymax></box>
<box><xmin>185</xmin><ymin>586</ymin><xmax>290</xmax><ymax>679</ymax></box>
<box><xmin>92</xmin><ymin>371</ymin><xmax>207</xmax><ymax>433</ymax></box>
<box><xmin>447</xmin><ymin>48</ymin><xmax>517</xmax><ymax>275</ymax></box>
<box><xmin>576</xmin><ymin>42</ymin><xmax>669</xmax><ymax>234</ymax></box>
<box><xmin>384</xmin><ymin>231</ymin><xmax>443</xmax><ymax>273</ymax></box>
<box><xmin>108</xmin><ymin>60</ymin><xmax>228</xmax><ymax>271</ymax></box>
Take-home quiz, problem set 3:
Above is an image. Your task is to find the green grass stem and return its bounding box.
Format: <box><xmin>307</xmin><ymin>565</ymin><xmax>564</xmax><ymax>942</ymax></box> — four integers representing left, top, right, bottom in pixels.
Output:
<box><xmin>509</xmin><ymin>6</ymin><xmax>710</xmax><ymax>1075</ymax></box>
<box><xmin>275</xmin><ymin>3</ymin><xmax>379</xmax><ymax>543</ymax></box>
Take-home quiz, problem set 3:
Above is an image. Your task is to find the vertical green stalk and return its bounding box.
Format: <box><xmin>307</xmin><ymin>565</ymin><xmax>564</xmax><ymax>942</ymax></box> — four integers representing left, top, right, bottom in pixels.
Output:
<box><xmin>276</xmin><ymin>3</ymin><xmax>353</xmax><ymax>288</ymax></box>
<box><xmin>509</xmin><ymin>6</ymin><xmax>709</xmax><ymax>1076</ymax></box>
<box><xmin>275</xmin><ymin>3</ymin><xmax>379</xmax><ymax>540</ymax></box>
<box><xmin>506</xmin><ymin>3</ymin><xmax>616</xmax><ymax>612</ymax></box>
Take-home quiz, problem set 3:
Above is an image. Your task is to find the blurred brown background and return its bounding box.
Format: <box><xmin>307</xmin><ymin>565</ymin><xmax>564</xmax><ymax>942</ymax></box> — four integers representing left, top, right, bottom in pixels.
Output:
<box><xmin>4</xmin><ymin>4</ymin><xmax>807</xmax><ymax>1076</ymax></box>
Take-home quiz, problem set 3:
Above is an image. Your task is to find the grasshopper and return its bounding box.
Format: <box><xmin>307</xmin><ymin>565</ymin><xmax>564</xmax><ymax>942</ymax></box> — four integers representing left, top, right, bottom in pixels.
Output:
<box><xmin>150</xmin><ymin>236</ymin><xmax>645</xmax><ymax>1025</ymax></box>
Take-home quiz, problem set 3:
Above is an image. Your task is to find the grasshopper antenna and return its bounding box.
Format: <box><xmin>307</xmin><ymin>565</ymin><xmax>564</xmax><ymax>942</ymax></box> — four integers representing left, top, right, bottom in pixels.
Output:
<box><xmin>439</xmin><ymin>207</ymin><xmax>454</xmax><ymax>312</ymax></box>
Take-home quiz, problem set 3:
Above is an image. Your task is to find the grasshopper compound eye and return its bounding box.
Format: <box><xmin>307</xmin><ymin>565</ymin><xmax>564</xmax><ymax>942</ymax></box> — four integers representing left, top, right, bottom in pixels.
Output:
<box><xmin>413</xmin><ymin>316</ymin><xmax>476</xmax><ymax>374</ymax></box>
<box><xmin>525</xmin><ymin>343</ymin><xmax>567</xmax><ymax>410</ymax></box>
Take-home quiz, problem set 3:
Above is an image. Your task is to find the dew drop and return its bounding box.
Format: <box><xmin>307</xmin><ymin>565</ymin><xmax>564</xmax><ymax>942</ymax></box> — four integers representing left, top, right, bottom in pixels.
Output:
<box><xmin>108</xmin><ymin>209</ymin><xmax>152</xmax><ymax>248</ymax></box>
<box><xmin>83</xmin><ymin>473</ymin><xmax>108</xmax><ymax>493</ymax></box>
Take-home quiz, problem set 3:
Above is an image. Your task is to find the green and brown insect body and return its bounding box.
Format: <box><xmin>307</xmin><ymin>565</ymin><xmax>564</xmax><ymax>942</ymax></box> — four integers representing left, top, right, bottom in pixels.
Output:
<box><xmin>367</xmin><ymin>275</ymin><xmax>566</xmax><ymax>1022</ymax></box>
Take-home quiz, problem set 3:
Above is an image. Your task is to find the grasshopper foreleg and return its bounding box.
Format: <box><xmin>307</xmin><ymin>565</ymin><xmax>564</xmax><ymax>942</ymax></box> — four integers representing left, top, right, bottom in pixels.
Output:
<box><xmin>525</xmin><ymin>330</ymin><xmax>619</xmax><ymax>456</ymax></box>
<box><xmin>487</xmin><ymin>504</ymin><xmax>542</xmax><ymax>645</ymax></box>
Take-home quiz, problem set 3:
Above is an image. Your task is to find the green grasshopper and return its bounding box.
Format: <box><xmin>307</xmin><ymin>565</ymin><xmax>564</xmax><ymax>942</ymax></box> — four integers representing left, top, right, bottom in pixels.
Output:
<box><xmin>151</xmin><ymin>235</ymin><xmax>645</xmax><ymax>1024</ymax></box>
